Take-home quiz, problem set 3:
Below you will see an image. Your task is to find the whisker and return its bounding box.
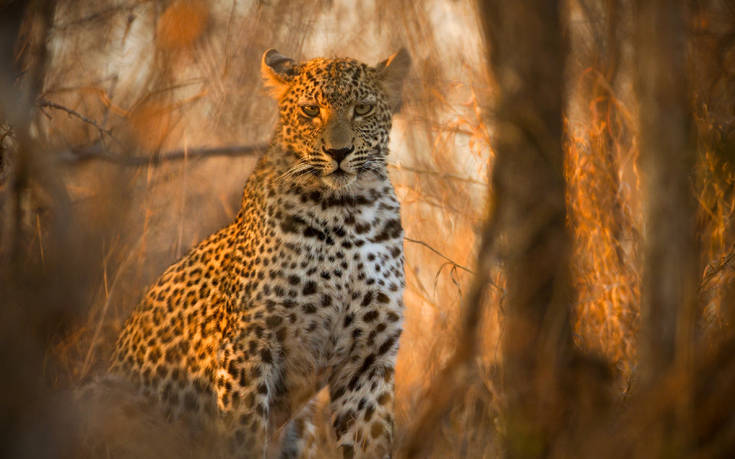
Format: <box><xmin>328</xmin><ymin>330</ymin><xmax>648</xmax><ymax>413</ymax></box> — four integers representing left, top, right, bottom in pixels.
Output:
<box><xmin>278</xmin><ymin>161</ymin><xmax>314</xmax><ymax>182</ymax></box>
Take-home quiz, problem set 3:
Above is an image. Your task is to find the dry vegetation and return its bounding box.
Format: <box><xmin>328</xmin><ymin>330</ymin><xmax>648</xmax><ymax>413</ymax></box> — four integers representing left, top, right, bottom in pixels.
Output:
<box><xmin>1</xmin><ymin>0</ymin><xmax>735</xmax><ymax>457</ymax></box>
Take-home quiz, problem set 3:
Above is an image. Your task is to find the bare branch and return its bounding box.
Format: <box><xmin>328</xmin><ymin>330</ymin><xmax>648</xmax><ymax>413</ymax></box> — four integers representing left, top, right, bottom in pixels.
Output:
<box><xmin>404</xmin><ymin>236</ymin><xmax>475</xmax><ymax>275</ymax></box>
<box><xmin>388</xmin><ymin>163</ymin><xmax>489</xmax><ymax>186</ymax></box>
<box><xmin>38</xmin><ymin>99</ymin><xmax>113</xmax><ymax>139</ymax></box>
<box><xmin>403</xmin><ymin>217</ymin><xmax>498</xmax><ymax>458</ymax></box>
<box><xmin>701</xmin><ymin>242</ymin><xmax>735</xmax><ymax>291</ymax></box>
<box><xmin>52</xmin><ymin>2</ymin><xmax>142</xmax><ymax>31</ymax></box>
<box><xmin>60</xmin><ymin>143</ymin><xmax>268</xmax><ymax>166</ymax></box>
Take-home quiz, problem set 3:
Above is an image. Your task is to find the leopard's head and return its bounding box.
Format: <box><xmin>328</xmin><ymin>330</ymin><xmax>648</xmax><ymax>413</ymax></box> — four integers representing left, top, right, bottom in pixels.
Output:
<box><xmin>262</xmin><ymin>48</ymin><xmax>410</xmax><ymax>190</ymax></box>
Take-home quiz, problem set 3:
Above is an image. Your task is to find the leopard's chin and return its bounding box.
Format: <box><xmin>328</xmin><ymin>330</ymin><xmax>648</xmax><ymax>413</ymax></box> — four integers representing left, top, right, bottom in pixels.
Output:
<box><xmin>321</xmin><ymin>170</ymin><xmax>357</xmax><ymax>190</ymax></box>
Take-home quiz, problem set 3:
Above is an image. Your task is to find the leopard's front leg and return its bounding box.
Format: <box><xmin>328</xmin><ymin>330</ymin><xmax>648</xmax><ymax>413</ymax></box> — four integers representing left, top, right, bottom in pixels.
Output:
<box><xmin>328</xmin><ymin>294</ymin><xmax>403</xmax><ymax>459</ymax></box>
<box><xmin>215</xmin><ymin>323</ymin><xmax>280</xmax><ymax>459</ymax></box>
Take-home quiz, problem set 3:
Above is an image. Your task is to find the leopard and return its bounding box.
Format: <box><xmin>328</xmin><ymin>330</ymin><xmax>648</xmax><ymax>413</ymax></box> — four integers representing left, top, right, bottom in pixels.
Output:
<box><xmin>108</xmin><ymin>47</ymin><xmax>411</xmax><ymax>459</ymax></box>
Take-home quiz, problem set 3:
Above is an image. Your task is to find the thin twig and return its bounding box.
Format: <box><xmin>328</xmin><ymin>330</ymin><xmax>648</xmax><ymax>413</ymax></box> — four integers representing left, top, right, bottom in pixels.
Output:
<box><xmin>79</xmin><ymin>237</ymin><xmax>139</xmax><ymax>379</ymax></box>
<box><xmin>403</xmin><ymin>217</ymin><xmax>498</xmax><ymax>458</ymax></box>
<box><xmin>61</xmin><ymin>143</ymin><xmax>268</xmax><ymax>166</ymax></box>
<box><xmin>701</xmin><ymin>242</ymin><xmax>735</xmax><ymax>290</ymax></box>
<box><xmin>38</xmin><ymin>99</ymin><xmax>113</xmax><ymax>140</ymax></box>
<box><xmin>388</xmin><ymin>162</ymin><xmax>489</xmax><ymax>186</ymax></box>
<box><xmin>52</xmin><ymin>2</ymin><xmax>142</xmax><ymax>30</ymax></box>
<box><xmin>404</xmin><ymin>236</ymin><xmax>475</xmax><ymax>274</ymax></box>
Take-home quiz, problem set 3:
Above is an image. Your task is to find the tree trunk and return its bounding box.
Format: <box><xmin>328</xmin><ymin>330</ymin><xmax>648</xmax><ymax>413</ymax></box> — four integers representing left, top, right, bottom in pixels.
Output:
<box><xmin>477</xmin><ymin>1</ymin><xmax>574</xmax><ymax>457</ymax></box>
<box><xmin>636</xmin><ymin>0</ymin><xmax>698</xmax><ymax>380</ymax></box>
<box><xmin>635</xmin><ymin>0</ymin><xmax>698</xmax><ymax>453</ymax></box>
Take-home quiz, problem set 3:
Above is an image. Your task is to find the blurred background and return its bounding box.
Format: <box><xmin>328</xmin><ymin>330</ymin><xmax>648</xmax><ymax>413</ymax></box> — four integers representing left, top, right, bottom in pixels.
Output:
<box><xmin>1</xmin><ymin>0</ymin><xmax>734</xmax><ymax>457</ymax></box>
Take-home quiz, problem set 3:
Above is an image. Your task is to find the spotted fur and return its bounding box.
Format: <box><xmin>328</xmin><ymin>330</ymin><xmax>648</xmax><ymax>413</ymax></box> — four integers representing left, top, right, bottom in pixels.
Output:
<box><xmin>110</xmin><ymin>48</ymin><xmax>410</xmax><ymax>459</ymax></box>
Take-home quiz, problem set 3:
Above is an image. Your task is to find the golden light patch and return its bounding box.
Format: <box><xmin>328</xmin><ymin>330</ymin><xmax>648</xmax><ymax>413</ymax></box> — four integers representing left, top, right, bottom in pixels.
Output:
<box><xmin>156</xmin><ymin>0</ymin><xmax>209</xmax><ymax>51</ymax></box>
<box><xmin>128</xmin><ymin>101</ymin><xmax>173</xmax><ymax>151</ymax></box>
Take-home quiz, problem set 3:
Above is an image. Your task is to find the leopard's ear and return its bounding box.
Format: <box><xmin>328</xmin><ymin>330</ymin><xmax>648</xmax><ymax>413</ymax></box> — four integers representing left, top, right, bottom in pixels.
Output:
<box><xmin>261</xmin><ymin>49</ymin><xmax>296</xmax><ymax>99</ymax></box>
<box><xmin>375</xmin><ymin>48</ymin><xmax>411</xmax><ymax>113</ymax></box>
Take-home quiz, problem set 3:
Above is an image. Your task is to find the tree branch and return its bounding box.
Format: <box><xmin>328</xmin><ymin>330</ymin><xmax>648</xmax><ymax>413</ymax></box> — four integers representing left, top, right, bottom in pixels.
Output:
<box><xmin>388</xmin><ymin>163</ymin><xmax>489</xmax><ymax>186</ymax></box>
<box><xmin>61</xmin><ymin>143</ymin><xmax>267</xmax><ymax>166</ymax></box>
<box><xmin>404</xmin><ymin>236</ymin><xmax>475</xmax><ymax>275</ymax></box>
<box><xmin>701</xmin><ymin>242</ymin><xmax>735</xmax><ymax>291</ymax></box>
<box><xmin>38</xmin><ymin>99</ymin><xmax>113</xmax><ymax>139</ymax></box>
<box><xmin>36</xmin><ymin>99</ymin><xmax>267</xmax><ymax>166</ymax></box>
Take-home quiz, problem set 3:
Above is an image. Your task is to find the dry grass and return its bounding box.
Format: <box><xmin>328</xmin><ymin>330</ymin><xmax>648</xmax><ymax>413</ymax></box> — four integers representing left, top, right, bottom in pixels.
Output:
<box><xmin>1</xmin><ymin>0</ymin><xmax>735</xmax><ymax>457</ymax></box>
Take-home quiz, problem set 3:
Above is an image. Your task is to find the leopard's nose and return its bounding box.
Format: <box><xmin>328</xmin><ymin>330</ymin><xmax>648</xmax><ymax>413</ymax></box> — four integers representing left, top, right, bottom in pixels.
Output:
<box><xmin>322</xmin><ymin>145</ymin><xmax>354</xmax><ymax>164</ymax></box>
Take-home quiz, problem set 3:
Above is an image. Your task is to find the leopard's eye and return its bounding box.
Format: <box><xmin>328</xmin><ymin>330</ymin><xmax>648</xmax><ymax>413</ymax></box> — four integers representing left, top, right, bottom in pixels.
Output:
<box><xmin>300</xmin><ymin>105</ymin><xmax>320</xmax><ymax>117</ymax></box>
<box><xmin>354</xmin><ymin>103</ymin><xmax>374</xmax><ymax>117</ymax></box>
